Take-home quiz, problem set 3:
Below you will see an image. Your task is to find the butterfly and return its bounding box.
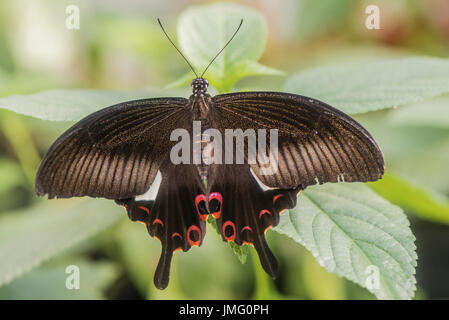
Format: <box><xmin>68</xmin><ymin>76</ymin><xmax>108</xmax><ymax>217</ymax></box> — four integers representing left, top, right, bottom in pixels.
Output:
<box><xmin>35</xmin><ymin>20</ymin><xmax>385</xmax><ymax>290</ymax></box>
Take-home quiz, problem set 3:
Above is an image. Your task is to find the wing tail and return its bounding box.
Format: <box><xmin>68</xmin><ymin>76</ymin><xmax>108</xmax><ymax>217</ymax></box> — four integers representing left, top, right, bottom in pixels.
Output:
<box><xmin>117</xmin><ymin>163</ymin><xmax>206</xmax><ymax>289</ymax></box>
<box><xmin>208</xmin><ymin>164</ymin><xmax>300</xmax><ymax>279</ymax></box>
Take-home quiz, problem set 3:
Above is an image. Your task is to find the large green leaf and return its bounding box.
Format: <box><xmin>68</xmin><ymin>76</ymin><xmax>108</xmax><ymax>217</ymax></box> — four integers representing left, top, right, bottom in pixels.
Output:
<box><xmin>283</xmin><ymin>57</ymin><xmax>449</xmax><ymax>114</ymax></box>
<box><xmin>275</xmin><ymin>183</ymin><xmax>417</xmax><ymax>300</ymax></box>
<box><xmin>0</xmin><ymin>259</ymin><xmax>118</xmax><ymax>299</ymax></box>
<box><xmin>177</xmin><ymin>3</ymin><xmax>283</xmax><ymax>92</ymax></box>
<box><xmin>370</xmin><ymin>171</ymin><xmax>449</xmax><ymax>225</ymax></box>
<box><xmin>356</xmin><ymin>111</ymin><xmax>449</xmax><ymax>194</ymax></box>
<box><xmin>0</xmin><ymin>199</ymin><xmax>124</xmax><ymax>286</ymax></box>
<box><xmin>0</xmin><ymin>158</ymin><xmax>24</xmax><ymax>195</ymax></box>
<box><xmin>0</xmin><ymin>89</ymin><xmax>156</xmax><ymax>121</ymax></box>
<box><xmin>301</xmin><ymin>250</ymin><xmax>347</xmax><ymax>300</ymax></box>
<box><xmin>389</xmin><ymin>94</ymin><xmax>449</xmax><ymax>128</ymax></box>
<box><xmin>294</xmin><ymin>0</ymin><xmax>356</xmax><ymax>41</ymax></box>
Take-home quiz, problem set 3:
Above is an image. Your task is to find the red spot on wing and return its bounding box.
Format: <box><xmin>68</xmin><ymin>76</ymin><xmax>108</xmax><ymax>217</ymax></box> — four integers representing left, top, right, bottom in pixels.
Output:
<box><xmin>209</xmin><ymin>192</ymin><xmax>222</xmax><ymax>202</ymax></box>
<box><xmin>222</xmin><ymin>220</ymin><xmax>236</xmax><ymax>242</ymax></box>
<box><xmin>242</xmin><ymin>241</ymin><xmax>254</xmax><ymax>247</ymax></box>
<box><xmin>139</xmin><ymin>206</ymin><xmax>150</xmax><ymax>215</ymax></box>
<box><xmin>259</xmin><ymin>209</ymin><xmax>272</xmax><ymax>219</ymax></box>
<box><xmin>152</xmin><ymin>218</ymin><xmax>164</xmax><ymax>227</ymax></box>
<box><xmin>241</xmin><ymin>226</ymin><xmax>253</xmax><ymax>233</ymax></box>
<box><xmin>273</xmin><ymin>194</ymin><xmax>285</xmax><ymax>204</ymax></box>
<box><xmin>187</xmin><ymin>225</ymin><xmax>201</xmax><ymax>247</ymax></box>
<box><xmin>198</xmin><ymin>213</ymin><xmax>208</xmax><ymax>221</ymax></box>
<box><xmin>195</xmin><ymin>194</ymin><xmax>206</xmax><ymax>207</ymax></box>
<box><xmin>264</xmin><ymin>225</ymin><xmax>273</xmax><ymax>234</ymax></box>
<box><xmin>171</xmin><ymin>232</ymin><xmax>182</xmax><ymax>240</ymax></box>
<box><xmin>195</xmin><ymin>194</ymin><xmax>208</xmax><ymax>221</ymax></box>
<box><xmin>209</xmin><ymin>192</ymin><xmax>223</xmax><ymax>219</ymax></box>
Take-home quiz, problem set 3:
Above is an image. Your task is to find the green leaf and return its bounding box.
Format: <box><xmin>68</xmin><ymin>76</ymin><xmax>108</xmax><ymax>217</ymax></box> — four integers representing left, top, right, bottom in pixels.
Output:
<box><xmin>283</xmin><ymin>57</ymin><xmax>449</xmax><ymax>114</ymax></box>
<box><xmin>0</xmin><ymin>158</ymin><xmax>24</xmax><ymax>195</ymax></box>
<box><xmin>294</xmin><ymin>0</ymin><xmax>356</xmax><ymax>41</ymax></box>
<box><xmin>223</xmin><ymin>61</ymin><xmax>285</xmax><ymax>93</ymax></box>
<box><xmin>164</xmin><ymin>72</ymin><xmax>195</xmax><ymax>90</ymax></box>
<box><xmin>301</xmin><ymin>250</ymin><xmax>346</xmax><ymax>300</ymax></box>
<box><xmin>177</xmin><ymin>3</ymin><xmax>280</xmax><ymax>92</ymax></box>
<box><xmin>0</xmin><ymin>259</ymin><xmax>118</xmax><ymax>299</ymax></box>
<box><xmin>370</xmin><ymin>171</ymin><xmax>449</xmax><ymax>225</ymax></box>
<box><xmin>355</xmin><ymin>112</ymin><xmax>449</xmax><ymax>193</ymax></box>
<box><xmin>389</xmin><ymin>94</ymin><xmax>449</xmax><ymax>128</ymax></box>
<box><xmin>0</xmin><ymin>112</ymin><xmax>41</xmax><ymax>187</ymax></box>
<box><xmin>275</xmin><ymin>183</ymin><xmax>417</xmax><ymax>300</ymax></box>
<box><xmin>207</xmin><ymin>214</ymin><xmax>248</xmax><ymax>264</ymax></box>
<box><xmin>0</xmin><ymin>199</ymin><xmax>124</xmax><ymax>286</ymax></box>
<box><xmin>0</xmin><ymin>89</ymin><xmax>155</xmax><ymax>121</ymax></box>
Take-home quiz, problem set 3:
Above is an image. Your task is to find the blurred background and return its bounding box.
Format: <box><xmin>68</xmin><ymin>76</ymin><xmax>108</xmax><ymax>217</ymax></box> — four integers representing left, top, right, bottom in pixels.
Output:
<box><xmin>0</xmin><ymin>0</ymin><xmax>449</xmax><ymax>299</ymax></box>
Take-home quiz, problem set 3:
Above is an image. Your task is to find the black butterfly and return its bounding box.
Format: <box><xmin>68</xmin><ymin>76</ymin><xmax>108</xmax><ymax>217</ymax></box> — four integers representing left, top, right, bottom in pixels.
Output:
<box><xmin>35</xmin><ymin>20</ymin><xmax>384</xmax><ymax>290</ymax></box>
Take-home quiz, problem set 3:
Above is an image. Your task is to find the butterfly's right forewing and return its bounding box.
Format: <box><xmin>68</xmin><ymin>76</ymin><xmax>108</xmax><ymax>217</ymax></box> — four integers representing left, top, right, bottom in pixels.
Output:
<box><xmin>212</xmin><ymin>91</ymin><xmax>385</xmax><ymax>190</ymax></box>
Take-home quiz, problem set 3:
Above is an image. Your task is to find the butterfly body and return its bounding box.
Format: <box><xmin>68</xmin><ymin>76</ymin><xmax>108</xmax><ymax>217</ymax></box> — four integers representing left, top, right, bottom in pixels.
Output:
<box><xmin>188</xmin><ymin>77</ymin><xmax>220</xmax><ymax>181</ymax></box>
<box><xmin>36</xmin><ymin>76</ymin><xmax>384</xmax><ymax>289</ymax></box>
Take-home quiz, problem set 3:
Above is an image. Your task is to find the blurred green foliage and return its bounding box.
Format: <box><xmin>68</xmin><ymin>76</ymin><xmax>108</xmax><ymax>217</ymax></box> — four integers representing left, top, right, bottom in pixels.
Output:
<box><xmin>0</xmin><ymin>0</ymin><xmax>449</xmax><ymax>300</ymax></box>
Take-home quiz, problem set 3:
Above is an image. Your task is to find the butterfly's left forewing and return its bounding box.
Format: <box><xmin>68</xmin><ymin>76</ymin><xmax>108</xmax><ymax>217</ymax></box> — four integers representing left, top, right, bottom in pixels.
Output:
<box><xmin>36</xmin><ymin>97</ymin><xmax>190</xmax><ymax>199</ymax></box>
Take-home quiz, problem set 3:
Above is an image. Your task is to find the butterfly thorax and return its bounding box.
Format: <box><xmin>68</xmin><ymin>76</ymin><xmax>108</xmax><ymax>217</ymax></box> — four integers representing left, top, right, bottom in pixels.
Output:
<box><xmin>190</xmin><ymin>77</ymin><xmax>212</xmax><ymax>120</ymax></box>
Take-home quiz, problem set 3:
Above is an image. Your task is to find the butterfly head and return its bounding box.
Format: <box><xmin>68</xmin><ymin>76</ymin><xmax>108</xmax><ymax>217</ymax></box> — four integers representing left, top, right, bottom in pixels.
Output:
<box><xmin>191</xmin><ymin>77</ymin><xmax>209</xmax><ymax>96</ymax></box>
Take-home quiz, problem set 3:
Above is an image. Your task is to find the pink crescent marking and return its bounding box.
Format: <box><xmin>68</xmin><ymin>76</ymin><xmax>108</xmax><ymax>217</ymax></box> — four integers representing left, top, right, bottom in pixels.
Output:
<box><xmin>209</xmin><ymin>192</ymin><xmax>223</xmax><ymax>219</ymax></box>
<box><xmin>242</xmin><ymin>241</ymin><xmax>254</xmax><ymax>247</ymax></box>
<box><xmin>273</xmin><ymin>194</ymin><xmax>285</xmax><ymax>204</ymax></box>
<box><xmin>209</xmin><ymin>192</ymin><xmax>223</xmax><ymax>203</ymax></box>
<box><xmin>212</xmin><ymin>210</ymin><xmax>221</xmax><ymax>219</ymax></box>
<box><xmin>222</xmin><ymin>220</ymin><xmax>236</xmax><ymax>242</ymax></box>
<box><xmin>195</xmin><ymin>194</ymin><xmax>207</xmax><ymax>207</ymax></box>
<box><xmin>259</xmin><ymin>209</ymin><xmax>272</xmax><ymax>219</ymax></box>
<box><xmin>139</xmin><ymin>206</ymin><xmax>150</xmax><ymax>215</ymax></box>
<box><xmin>171</xmin><ymin>232</ymin><xmax>182</xmax><ymax>240</ymax></box>
<box><xmin>152</xmin><ymin>218</ymin><xmax>164</xmax><ymax>227</ymax></box>
<box><xmin>264</xmin><ymin>225</ymin><xmax>273</xmax><ymax>234</ymax></box>
<box><xmin>195</xmin><ymin>194</ymin><xmax>208</xmax><ymax>221</ymax></box>
<box><xmin>187</xmin><ymin>225</ymin><xmax>201</xmax><ymax>247</ymax></box>
<box><xmin>241</xmin><ymin>226</ymin><xmax>253</xmax><ymax>233</ymax></box>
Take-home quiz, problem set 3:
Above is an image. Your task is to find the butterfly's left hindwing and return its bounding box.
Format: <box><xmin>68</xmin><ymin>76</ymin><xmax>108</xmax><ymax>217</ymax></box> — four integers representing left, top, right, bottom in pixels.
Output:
<box><xmin>117</xmin><ymin>162</ymin><xmax>206</xmax><ymax>290</ymax></box>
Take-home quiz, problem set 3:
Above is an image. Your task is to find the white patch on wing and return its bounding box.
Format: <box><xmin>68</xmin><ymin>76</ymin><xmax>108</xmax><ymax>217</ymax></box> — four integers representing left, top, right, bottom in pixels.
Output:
<box><xmin>135</xmin><ymin>170</ymin><xmax>162</xmax><ymax>201</ymax></box>
<box><xmin>250</xmin><ymin>167</ymin><xmax>275</xmax><ymax>191</ymax></box>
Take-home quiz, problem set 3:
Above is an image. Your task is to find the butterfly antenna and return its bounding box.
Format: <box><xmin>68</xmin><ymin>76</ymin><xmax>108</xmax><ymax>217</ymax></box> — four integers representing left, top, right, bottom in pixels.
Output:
<box><xmin>157</xmin><ymin>18</ymin><xmax>198</xmax><ymax>78</ymax></box>
<box><xmin>200</xmin><ymin>19</ymin><xmax>243</xmax><ymax>78</ymax></box>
